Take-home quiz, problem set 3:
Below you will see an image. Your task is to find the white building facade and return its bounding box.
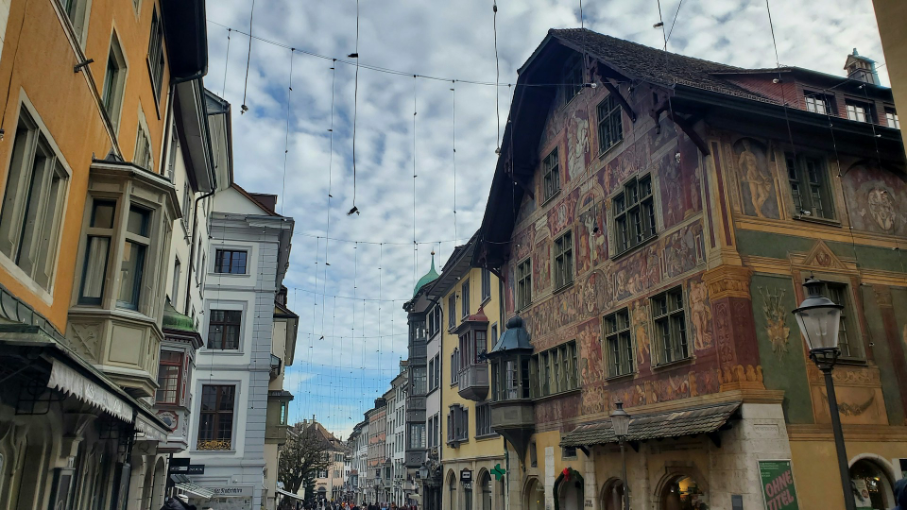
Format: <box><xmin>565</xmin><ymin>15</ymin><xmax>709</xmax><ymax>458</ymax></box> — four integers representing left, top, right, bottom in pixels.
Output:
<box><xmin>178</xmin><ymin>184</ymin><xmax>294</xmax><ymax>509</ymax></box>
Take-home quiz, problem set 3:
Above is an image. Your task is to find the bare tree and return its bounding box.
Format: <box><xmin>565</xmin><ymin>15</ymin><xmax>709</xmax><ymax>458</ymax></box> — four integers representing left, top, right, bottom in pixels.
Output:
<box><xmin>279</xmin><ymin>422</ymin><xmax>332</xmax><ymax>506</ymax></box>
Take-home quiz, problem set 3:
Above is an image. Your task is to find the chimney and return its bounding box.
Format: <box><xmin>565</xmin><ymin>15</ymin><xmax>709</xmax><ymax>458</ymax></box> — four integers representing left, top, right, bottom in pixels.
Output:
<box><xmin>844</xmin><ymin>48</ymin><xmax>880</xmax><ymax>85</ymax></box>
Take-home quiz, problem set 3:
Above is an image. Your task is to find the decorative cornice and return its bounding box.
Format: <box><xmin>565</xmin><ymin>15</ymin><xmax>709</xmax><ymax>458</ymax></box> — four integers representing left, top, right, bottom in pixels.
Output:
<box><xmin>702</xmin><ymin>265</ymin><xmax>753</xmax><ymax>300</ymax></box>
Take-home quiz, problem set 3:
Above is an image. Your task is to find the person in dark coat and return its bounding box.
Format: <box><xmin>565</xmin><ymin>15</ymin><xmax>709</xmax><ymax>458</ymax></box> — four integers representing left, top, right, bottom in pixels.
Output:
<box><xmin>161</xmin><ymin>495</ymin><xmax>197</xmax><ymax>510</ymax></box>
<box><xmin>895</xmin><ymin>478</ymin><xmax>907</xmax><ymax>510</ymax></box>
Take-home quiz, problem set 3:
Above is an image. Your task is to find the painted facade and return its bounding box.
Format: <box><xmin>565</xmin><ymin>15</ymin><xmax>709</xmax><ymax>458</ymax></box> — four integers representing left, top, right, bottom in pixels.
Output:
<box><xmin>473</xmin><ymin>29</ymin><xmax>905</xmax><ymax>510</ymax></box>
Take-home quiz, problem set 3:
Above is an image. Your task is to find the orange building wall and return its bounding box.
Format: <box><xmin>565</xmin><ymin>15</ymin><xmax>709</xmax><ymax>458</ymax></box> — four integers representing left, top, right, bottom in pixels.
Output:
<box><xmin>0</xmin><ymin>0</ymin><xmax>170</xmax><ymax>331</ymax></box>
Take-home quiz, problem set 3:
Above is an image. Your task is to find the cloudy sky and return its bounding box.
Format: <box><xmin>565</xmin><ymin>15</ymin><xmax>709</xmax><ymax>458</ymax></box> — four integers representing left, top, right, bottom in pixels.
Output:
<box><xmin>204</xmin><ymin>0</ymin><xmax>887</xmax><ymax>439</ymax></box>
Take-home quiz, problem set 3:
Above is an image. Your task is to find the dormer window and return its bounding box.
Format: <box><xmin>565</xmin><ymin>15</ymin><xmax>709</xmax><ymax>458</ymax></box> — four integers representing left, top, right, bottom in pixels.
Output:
<box><xmin>846</xmin><ymin>101</ymin><xmax>873</xmax><ymax>123</ymax></box>
<box><xmin>804</xmin><ymin>92</ymin><xmax>831</xmax><ymax>115</ymax></box>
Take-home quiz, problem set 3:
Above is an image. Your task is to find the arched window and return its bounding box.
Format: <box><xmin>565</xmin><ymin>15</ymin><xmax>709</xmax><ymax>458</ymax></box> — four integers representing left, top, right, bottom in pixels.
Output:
<box><xmin>480</xmin><ymin>471</ymin><xmax>492</xmax><ymax>510</ymax></box>
<box><xmin>660</xmin><ymin>475</ymin><xmax>706</xmax><ymax>510</ymax></box>
<box><xmin>850</xmin><ymin>459</ymin><xmax>895</xmax><ymax>510</ymax></box>
<box><xmin>525</xmin><ymin>478</ymin><xmax>544</xmax><ymax>510</ymax></box>
<box><xmin>447</xmin><ymin>472</ymin><xmax>457</xmax><ymax>510</ymax></box>
<box><xmin>600</xmin><ymin>478</ymin><xmax>625</xmax><ymax>510</ymax></box>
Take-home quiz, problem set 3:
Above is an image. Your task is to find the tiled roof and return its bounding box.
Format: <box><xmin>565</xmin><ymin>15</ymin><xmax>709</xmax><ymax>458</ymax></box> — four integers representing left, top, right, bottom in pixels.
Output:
<box><xmin>560</xmin><ymin>401</ymin><xmax>741</xmax><ymax>447</ymax></box>
<box><xmin>548</xmin><ymin>29</ymin><xmax>774</xmax><ymax>103</ymax></box>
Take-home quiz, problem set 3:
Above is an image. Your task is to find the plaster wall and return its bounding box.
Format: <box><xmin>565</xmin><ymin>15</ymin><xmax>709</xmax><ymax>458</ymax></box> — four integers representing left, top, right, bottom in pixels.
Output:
<box><xmin>0</xmin><ymin>0</ymin><xmax>173</xmax><ymax>331</ymax></box>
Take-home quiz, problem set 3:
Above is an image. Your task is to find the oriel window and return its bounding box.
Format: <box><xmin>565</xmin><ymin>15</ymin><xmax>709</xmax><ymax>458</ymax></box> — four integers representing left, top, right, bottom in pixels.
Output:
<box><xmin>116</xmin><ymin>206</ymin><xmax>151</xmax><ymax>310</ymax></box>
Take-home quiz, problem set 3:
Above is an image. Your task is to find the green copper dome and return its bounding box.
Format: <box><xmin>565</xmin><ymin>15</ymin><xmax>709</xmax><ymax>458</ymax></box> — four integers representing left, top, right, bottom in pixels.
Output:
<box><xmin>413</xmin><ymin>252</ymin><xmax>440</xmax><ymax>297</ymax></box>
<box><xmin>163</xmin><ymin>300</ymin><xmax>197</xmax><ymax>333</ymax></box>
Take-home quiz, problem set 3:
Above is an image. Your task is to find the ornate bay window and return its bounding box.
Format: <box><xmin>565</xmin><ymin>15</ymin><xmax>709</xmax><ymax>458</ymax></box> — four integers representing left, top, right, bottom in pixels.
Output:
<box><xmin>456</xmin><ymin>306</ymin><xmax>490</xmax><ymax>401</ymax></box>
<box><xmin>67</xmin><ymin>160</ymin><xmax>180</xmax><ymax>398</ymax></box>
<box><xmin>486</xmin><ymin>316</ymin><xmax>535</xmax><ymax>463</ymax></box>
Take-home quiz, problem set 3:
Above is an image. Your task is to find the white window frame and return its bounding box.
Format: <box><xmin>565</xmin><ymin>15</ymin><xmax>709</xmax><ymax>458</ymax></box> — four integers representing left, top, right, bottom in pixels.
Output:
<box><xmin>101</xmin><ymin>31</ymin><xmax>128</xmax><ymax>133</ymax></box>
<box><xmin>0</xmin><ymin>95</ymin><xmax>71</xmax><ymax>301</ymax></box>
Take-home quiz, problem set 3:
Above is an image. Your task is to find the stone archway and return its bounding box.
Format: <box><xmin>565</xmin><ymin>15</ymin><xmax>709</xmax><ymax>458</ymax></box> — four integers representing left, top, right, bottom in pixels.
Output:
<box><xmin>524</xmin><ymin>477</ymin><xmax>544</xmax><ymax>510</ymax></box>
<box><xmin>654</xmin><ymin>467</ymin><xmax>710</xmax><ymax>510</ymax></box>
<box><xmin>849</xmin><ymin>455</ymin><xmax>897</xmax><ymax>510</ymax></box>
<box><xmin>445</xmin><ymin>470</ymin><xmax>458</xmax><ymax>510</ymax></box>
<box><xmin>554</xmin><ymin>469</ymin><xmax>584</xmax><ymax>510</ymax></box>
<box><xmin>599</xmin><ymin>477</ymin><xmax>625</xmax><ymax>510</ymax></box>
<box><xmin>150</xmin><ymin>457</ymin><xmax>166</xmax><ymax>510</ymax></box>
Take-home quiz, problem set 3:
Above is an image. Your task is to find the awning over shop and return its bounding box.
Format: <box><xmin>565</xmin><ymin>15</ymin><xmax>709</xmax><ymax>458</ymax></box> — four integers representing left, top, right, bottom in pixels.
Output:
<box><xmin>136</xmin><ymin>413</ymin><xmax>169</xmax><ymax>442</ymax></box>
<box><xmin>47</xmin><ymin>358</ymin><xmax>133</xmax><ymax>422</ymax></box>
<box><xmin>172</xmin><ymin>474</ymin><xmax>214</xmax><ymax>498</ymax></box>
<box><xmin>560</xmin><ymin>401</ymin><xmax>741</xmax><ymax>447</ymax></box>
<box><xmin>277</xmin><ymin>488</ymin><xmax>304</xmax><ymax>500</ymax></box>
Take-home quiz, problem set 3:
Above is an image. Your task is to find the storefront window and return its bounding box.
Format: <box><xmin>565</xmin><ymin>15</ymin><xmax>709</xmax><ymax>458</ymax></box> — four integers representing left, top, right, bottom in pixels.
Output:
<box><xmin>850</xmin><ymin>459</ymin><xmax>894</xmax><ymax>510</ymax></box>
<box><xmin>661</xmin><ymin>476</ymin><xmax>707</xmax><ymax>510</ymax></box>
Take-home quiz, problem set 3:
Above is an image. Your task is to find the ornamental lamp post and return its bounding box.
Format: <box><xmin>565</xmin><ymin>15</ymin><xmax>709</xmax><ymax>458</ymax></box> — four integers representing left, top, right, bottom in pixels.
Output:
<box><xmin>792</xmin><ymin>277</ymin><xmax>855</xmax><ymax>510</ymax></box>
<box><xmin>610</xmin><ymin>401</ymin><xmax>631</xmax><ymax>510</ymax></box>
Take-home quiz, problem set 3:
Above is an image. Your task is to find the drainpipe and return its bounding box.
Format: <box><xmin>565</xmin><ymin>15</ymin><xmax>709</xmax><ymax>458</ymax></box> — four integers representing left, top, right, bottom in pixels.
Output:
<box><xmin>183</xmin><ymin>188</ymin><xmax>215</xmax><ymax>316</ymax></box>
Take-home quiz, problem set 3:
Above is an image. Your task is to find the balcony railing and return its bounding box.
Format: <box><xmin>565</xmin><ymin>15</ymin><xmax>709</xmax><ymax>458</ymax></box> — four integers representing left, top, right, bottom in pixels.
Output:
<box><xmin>458</xmin><ymin>363</ymin><xmax>489</xmax><ymax>401</ymax></box>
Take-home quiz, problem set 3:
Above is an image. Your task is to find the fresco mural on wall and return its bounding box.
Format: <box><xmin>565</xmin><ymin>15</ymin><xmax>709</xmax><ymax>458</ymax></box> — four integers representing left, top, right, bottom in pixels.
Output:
<box><xmin>659</xmin><ymin>136</ymin><xmax>703</xmax><ymax>229</ymax></box>
<box><xmin>758</xmin><ymin>286</ymin><xmax>792</xmax><ymax>360</ymax></box>
<box><xmin>576</xmin><ymin>203</ymin><xmax>608</xmax><ymax>274</ymax></box>
<box><xmin>505</xmin><ymin>262</ymin><xmax>516</xmax><ymax>315</ymax></box>
<box><xmin>577</xmin><ymin>318</ymin><xmax>603</xmax><ymax>386</ymax></box>
<box><xmin>522</xmin><ymin>283</ymin><xmax>584</xmax><ymax>345</ymax></box>
<box><xmin>566</xmin><ymin>108</ymin><xmax>591</xmax><ymax>182</ymax></box>
<box><xmin>733</xmin><ymin>138</ymin><xmax>780</xmax><ymax>219</ymax></box>
<box><xmin>533</xmin><ymin>240</ymin><xmax>551</xmax><ymax>294</ymax></box>
<box><xmin>632</xmin><ymin>302</ymin><xmax>651</xmax><ymax>367</ymax></box>
<box><xmin>688</xmin><ymin>278</ymin><xmax>714</xmax><ymax>351</ymax></box>
<box><xmin>841</xmin><ymin>164</ymin><xmax>906</xmax><ymax>236</ymax></box>
<box><xmin>662</xmin><ymin>221</ymin><xmax>703</xmax><ymax>278</ymax></box>
<box><xmin>546</xmin><ymin>188</ymin><xmax>579</xmax><ymax>237</ymax></box>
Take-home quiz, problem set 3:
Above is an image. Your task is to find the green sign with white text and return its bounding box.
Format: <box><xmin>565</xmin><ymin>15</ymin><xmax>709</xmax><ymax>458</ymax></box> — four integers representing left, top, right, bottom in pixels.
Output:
<box><xmin>759</xmin><ymin>460</ymin><xmax>800</xmax><ymax>510</ymax></box>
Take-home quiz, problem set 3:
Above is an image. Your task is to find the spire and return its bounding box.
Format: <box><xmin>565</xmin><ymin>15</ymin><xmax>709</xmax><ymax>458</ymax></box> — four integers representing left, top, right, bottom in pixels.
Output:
<box><xmin>413</xmin><ymin>251</ymin><xmax>441</xmax><ymax>297</ymax></box>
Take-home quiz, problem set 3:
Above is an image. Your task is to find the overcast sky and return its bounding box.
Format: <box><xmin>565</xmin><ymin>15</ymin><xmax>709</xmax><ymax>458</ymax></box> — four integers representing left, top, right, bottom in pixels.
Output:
<box><xmin>204</xmin><ymin>0</ymin><xmax>887</xmax><ymax>439</ymax></box>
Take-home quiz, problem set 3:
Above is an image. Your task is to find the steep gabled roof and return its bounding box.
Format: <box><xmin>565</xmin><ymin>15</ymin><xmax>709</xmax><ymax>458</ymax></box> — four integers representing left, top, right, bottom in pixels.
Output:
<box><xmin>547</xmin><ymin>29</ymin><xmax>770</xmax><ymax>103</ymax></box>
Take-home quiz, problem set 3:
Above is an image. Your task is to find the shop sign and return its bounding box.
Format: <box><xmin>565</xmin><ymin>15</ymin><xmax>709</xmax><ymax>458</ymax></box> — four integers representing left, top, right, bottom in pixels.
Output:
<box><xmin>460</xmin><ymin>469</ymin><xmax>472</xmax><ymax>482</ymax></box>
<box><xmin>759</xmin><ymin>460</ymin><xmax>800</xmax><ymax>510</ymax></box>
<box><xmin>205</xmin><ymin>485</ymin><xmax>254</xmax><ymax>497</ymax></box>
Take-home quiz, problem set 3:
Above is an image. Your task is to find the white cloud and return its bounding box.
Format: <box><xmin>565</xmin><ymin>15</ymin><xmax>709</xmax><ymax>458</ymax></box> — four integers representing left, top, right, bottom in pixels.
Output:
<box><xmin>204</xmin><ymin>0</ymin><xmax>886</xmax><ymax>436</ymax></box>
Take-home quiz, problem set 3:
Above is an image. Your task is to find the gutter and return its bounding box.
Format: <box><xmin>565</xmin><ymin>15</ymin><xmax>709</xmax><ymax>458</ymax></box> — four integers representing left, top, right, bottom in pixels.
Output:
<box><xmin>183</xmin><ymin>188</ymin><xmax>216</xmax><ymax>316</ymax></box>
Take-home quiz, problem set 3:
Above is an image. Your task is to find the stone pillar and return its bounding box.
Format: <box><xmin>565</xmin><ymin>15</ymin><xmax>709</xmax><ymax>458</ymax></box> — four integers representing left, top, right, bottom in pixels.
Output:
<box><xmin>584</xmin><ymin>449</ymin><xmax>598</xmax><ymax>510</ymax></box>
<box><xmin>702</xmin><ymin>266</ymin><xmax>765</xmax><ymax>391</ymax></box>
<box><xmin>545</xmin><ymin>447</ymin><xmax>555</xmax><ymax>510</ymax></box>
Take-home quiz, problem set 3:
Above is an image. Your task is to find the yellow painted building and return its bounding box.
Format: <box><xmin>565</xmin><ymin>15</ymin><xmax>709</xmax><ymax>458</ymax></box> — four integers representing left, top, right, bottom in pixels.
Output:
<box><xmin>431</xmin><ymin>237</ymin><xmax>508</xmax><ymax>510</ymax></box>
<box><xmin>0</xmin><ymin>0</ymin><xmax>208</xmax><ymax>508</ymax></box>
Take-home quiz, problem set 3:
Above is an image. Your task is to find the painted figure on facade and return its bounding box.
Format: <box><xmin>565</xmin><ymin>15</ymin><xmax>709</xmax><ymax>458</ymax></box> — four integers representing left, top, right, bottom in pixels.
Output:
<box><xmin>734</xmin><ymin>138</ymin><xmax>780</xmax><ymax>219</ymax></box>
<box><xmin>568</xmin><ymin>112</ymin><xmax>590</xmax><ymax>181</ymax></box>
<box><xmin>867</xmin><ymin>188</ymin><xmax>897</xmax><ymax>232</ymax></box>
<box><xmin>689</xmin><ymin>280</ymin><xmax>713</xmax><ymax>350</ymax></box>
<box><xmin>759</xmin><ymin>287</ymin><xmax>792</xmax><ymax>360</ymax></box>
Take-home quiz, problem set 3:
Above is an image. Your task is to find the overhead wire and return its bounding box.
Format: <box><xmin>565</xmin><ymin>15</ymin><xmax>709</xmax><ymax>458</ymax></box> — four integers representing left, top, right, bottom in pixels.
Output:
<box><xmin>221</xmin><ymin>28</ymin><xmax>232</xmax><ymax>97</ymax></box>
<box><xmin>493</xmin><ymin>1</ymin><xmax>501</xmax><ymax>152</ymax></box>
<box><xmin>347</xmin><ymin>0</ymin><xmax>361</xmax><ymax>216</ymax></box>
<box><xmin>280</xmin><ymin>47</ymin><xmax>295</xmax><ymax>215</ymax></box>
<box><xmin>240</xmin><ymin>0</ymin><xmax>256</xmax><ymax>114</ymax></box>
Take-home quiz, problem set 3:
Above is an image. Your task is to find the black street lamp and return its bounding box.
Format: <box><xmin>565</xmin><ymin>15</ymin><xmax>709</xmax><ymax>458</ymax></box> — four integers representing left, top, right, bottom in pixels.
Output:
<box><xmin>792</xmin><ymin>277</ymin><xmax>855</xmax><ymax>510</ymax></box>
<box><xmin>610</xmin><ymin>401</ymin><xmax>631</xmax><ymax>510</ymax></box>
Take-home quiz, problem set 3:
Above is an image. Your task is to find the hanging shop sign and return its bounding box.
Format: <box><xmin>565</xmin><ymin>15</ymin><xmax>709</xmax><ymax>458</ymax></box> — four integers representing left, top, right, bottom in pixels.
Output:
<box><xmin>460</xmin><ymin>469</ymin><xmax>472</xmax><ymax>483</ymax></box>
<box><xmin>759</xmin><ymin>460</ymin><xmax>800</xmax><ymax>510</ymax></box>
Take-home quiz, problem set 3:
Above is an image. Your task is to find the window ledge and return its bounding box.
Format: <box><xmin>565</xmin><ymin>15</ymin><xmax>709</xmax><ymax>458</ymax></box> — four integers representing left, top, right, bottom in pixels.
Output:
<box><xmin>552</xmin><ymin>281</ymin><xmax>574</xmax><ymax>295</ymax></box>
<box><xmin>835</xmin><ymin>356</ymin><xmax>868</xmax><ymax>366</ymax></box>
<box><xmin>481</xmin><ymin>296</ymin><xmax>491</xmax><ymax>306</ymax></box>
<box><xmin>541</xmin><ymin>190</ymin><xmax>562</xmax><ymax>207</ymax></box>
<box><xmin>792</xmin><ymin>215</ymin><xmax>840</xmax><ymax>227</ymax></box>
<box><xmin>475</xmin><ymin>433</ymin><xmax>500</xmax><ymax>441</ymax></box>
<box><xmin>211</xmin><ymin>272</ymin><xmax>249</xmax><ymax>277</ymax></box>
<box><xmin>611</xmin><ymin>234</ymin><xmax>659</xmax><ymax>262</ymax></box>
<box><xmin>652</xmin><ymin>356</ymin><xmax>695</xmax><ymax>371</ymax></box>
<box><xmin>605</xmin><ymin>372</ymin><xmax>636</xmax><ymax>383</ymax></box>
<box><xmin>598</xmin><ymin>140</ymin><xmax>623</xmax><ymax>160</ymax></box>
<box><xmin>533</xmin><ymin>387</ymin><xmax>581</xmax><ymax>403</ymax></box>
